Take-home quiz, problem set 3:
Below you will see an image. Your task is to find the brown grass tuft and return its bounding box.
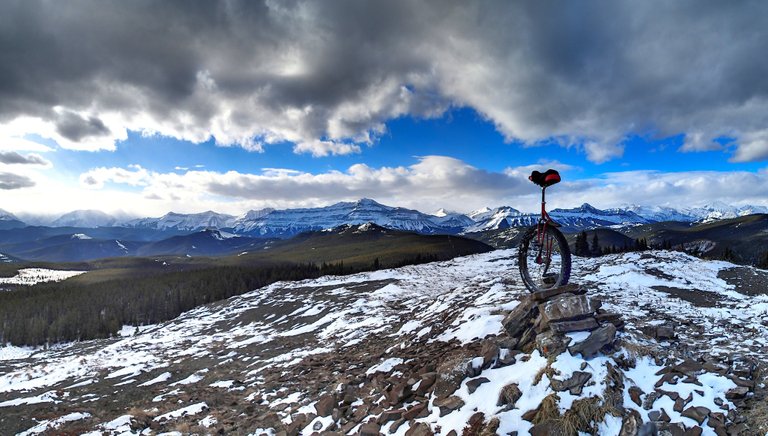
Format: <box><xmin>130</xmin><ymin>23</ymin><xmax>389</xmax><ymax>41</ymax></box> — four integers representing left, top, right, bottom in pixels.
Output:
<box><xmin>531</xmin><ymin>393</ymin><xmax>561</xmax><ymax>424</ymax></box>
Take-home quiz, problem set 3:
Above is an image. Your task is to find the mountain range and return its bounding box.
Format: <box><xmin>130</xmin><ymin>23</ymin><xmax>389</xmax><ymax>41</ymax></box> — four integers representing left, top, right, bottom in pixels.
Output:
<box><xmin>6</xmin><ymin>199</ymin><xmax>767</xmax><ymax>236</ymax></box>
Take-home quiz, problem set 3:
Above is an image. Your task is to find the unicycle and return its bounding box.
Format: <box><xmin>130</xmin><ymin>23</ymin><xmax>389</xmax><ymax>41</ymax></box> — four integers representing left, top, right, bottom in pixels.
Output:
<box><xmin>518</xmin><ymin>169</ymin><xmax>572</xmax><ymax>292</ymax></box>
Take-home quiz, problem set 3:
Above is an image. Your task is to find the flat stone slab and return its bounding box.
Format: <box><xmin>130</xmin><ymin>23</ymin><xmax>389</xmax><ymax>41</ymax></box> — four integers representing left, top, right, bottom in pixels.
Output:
<box><xmin>568</xmin><ymin>323</ymin><xmax>617</xmax><ymax>358</ymax></box>
<box><xmin>540</xmin><ymin>294</ymin><xmax>601</xmax><ymax>323</ymax></box>
<box><xmin>549</xmin><ymin>317</ymin><xmax>599</xmax><ymax>333</ymax></box>
<box><xmin>531</xmin><ymin>284</ymin><xmax>586</xmax><ymax>302</ymax></box>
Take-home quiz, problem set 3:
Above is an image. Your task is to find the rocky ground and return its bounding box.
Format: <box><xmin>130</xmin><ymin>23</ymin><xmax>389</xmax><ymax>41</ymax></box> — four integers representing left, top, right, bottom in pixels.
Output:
<box><xmin>0</xmin><ymin>249</ymin><xmax>766</xmax><ymax>435</ymax></box>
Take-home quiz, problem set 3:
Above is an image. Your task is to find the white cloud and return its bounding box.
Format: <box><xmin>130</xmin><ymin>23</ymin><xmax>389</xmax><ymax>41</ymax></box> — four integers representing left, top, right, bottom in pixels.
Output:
<box><xmin>52</xmin><ymin>157</ymin><xmax>768</xmax><ymax>218</ymax></box>
<box><xmin>730</xmin><ymin>129</ymin><xmax>768</xmax><ymax>162</ymax></box>
<box><xmin>0</xmin><ymin>136</ymin><xmax>54</xmax><ymax>152</ymax></box>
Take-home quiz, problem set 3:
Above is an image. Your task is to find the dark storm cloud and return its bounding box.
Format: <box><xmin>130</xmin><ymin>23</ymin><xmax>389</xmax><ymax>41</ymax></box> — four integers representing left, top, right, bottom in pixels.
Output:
<box><xmin>55</xmin><ymin>112</ymin><xmax>111</xmax><ymax>142</ymax></box>
<box><xmin>1</xmin><ymin>1</ymin><xmax>767</xmax><ymax>160</ymax></box>
<box><xmin>0</xmin><ymin>151</ymin><xmax>49</xmax><ymax>165</ymax></box>
<box><xmin>0</xmin><ymin>172</ymin><xmax>35</xmax><ymax>189</ymax></box>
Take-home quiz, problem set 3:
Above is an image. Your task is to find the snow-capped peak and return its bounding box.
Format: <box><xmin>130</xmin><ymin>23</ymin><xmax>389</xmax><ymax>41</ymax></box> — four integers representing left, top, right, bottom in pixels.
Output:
<box><xmin>71</xmin><ymin>233</ymin><xmax>93</xmax><ymax>240</ymax></box>
<box><xmin>0</xmin><ymin>208</ymin><xmax>19</xmax><ymax>221</ymax></box>
<box><xmin>53</xmin><ymin>210</ymin><xmax>117</xmax><ymax>228</ymax></box>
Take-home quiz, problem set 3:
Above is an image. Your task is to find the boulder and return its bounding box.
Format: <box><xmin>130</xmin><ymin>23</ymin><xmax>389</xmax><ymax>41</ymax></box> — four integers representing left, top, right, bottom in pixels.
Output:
<box><xmin>725</xmin><ymin>386</ymin><xmax>749</xmax><ymax>399</ymax></box>
<box><xmin>540</xmin><ymin>294</ymin><xmax>601</xmax><ymax>323</ymax></box>
<box><xmin>466</xmin><ymin>377</ymin><xmax>491</xmax><ymax>394</ymax></box>
<box><xmin>384</xmin><ymin>382</ymin><xmax>411</xmax><ymax>404</ymax></box>
<box><xmin>416</xmin><ymin>372</ymin><xmax>437</xmax><ymax>395</ymax></box>
<box><xmin>628</xmin><ymin>386</ymin><xmax>644</xmax><ymax>406</ymax></box>
<box><xmin>434</xmin><ymin>353</ymin><xmax>472</xmax><ymax>399</ymax></box>
<box><xmin>550</xmin><ymin>371</ymin><xmax>592</xmax><ymax>395</ymax></box>
<box><xmin>360</xmin><ymin>422</ymin><xmax>381</xmax><ymax>436</ymax></box>
<box><xmin>480</xmin><ymin>339</ymin><xmax>500</xmax><ymax>368</ymax></box>
<box><xmin>535</xmin><ymin>330</ymin><xmax>571</xmax><ymax>358</ymax></box>
<box><xmin>402</xmin><ymin>402</ymin><xmax>429</xmax><ymax>420</ymax></box>
<box><xmin>549</xmin><ymin>317</ymin><xmax>600</xmax><ymax>333</ymax></box>
<box><xmin>434</xmin><ymin>395</ymin><xmax>465</xmax><ymax>417</ymax></box>
<box><xmin>655</xmin><ymin>323</ymin><xmax>675</xmax><ymax>340</ymax></box>
<box><xmin>377</xmin><ymin>409</ymin><xmax>404</xmax><ymax>424</ymax></box>
<box><xmin>502</xmin><ymin>297</ymin><xmax>536</xmax><ymax>337</ymax></box>
<box><xmin>681</xmin><ymin>406</ymin><xmax>710</xmax><ymax>425</ymax></box>
<box><xmin>314</xmin><ymin>394</ymin><xmax>336</xmax><ymax>417</ymax></box>
<box><xmin>568</xmin><ymin>323</ymin><xmax>616</xmax><ymax>358</ymax></box>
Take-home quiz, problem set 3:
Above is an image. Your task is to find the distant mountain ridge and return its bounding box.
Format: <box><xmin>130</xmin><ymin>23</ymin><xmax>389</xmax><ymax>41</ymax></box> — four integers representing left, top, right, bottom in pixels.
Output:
<box><xmin>6</xmin><ymin>199</ymin><xmax>768</xmax><ymax>236</ymax></box>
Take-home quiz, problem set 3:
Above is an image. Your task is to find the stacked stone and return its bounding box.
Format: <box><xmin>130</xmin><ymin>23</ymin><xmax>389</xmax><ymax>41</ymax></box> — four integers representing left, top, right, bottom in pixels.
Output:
<box><xmin>502</xmin><ymin>284</ymin><xmax>624</xmax><ymax>359</ymax></box>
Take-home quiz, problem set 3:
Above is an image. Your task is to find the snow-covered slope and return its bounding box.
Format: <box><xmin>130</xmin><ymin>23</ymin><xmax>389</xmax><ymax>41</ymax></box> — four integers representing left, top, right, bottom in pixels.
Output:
<box><xmin>51</xmin><ymin>210</ymin><xmax>117</xmax><ymax>228</ymax></box>
<box><xmin>232</xmin><ymin>198</ymin><xmax>464</xmax><ymax>237</ymax></box>
<box><xmin>1</xmin><ymin>250</ymin><xmax>764</xmax><ymax>434</ymax></box>
<box><xmin>124</xmin><ymin>211</ymin><xmax>237</xmax><ymax>231</ymax></box>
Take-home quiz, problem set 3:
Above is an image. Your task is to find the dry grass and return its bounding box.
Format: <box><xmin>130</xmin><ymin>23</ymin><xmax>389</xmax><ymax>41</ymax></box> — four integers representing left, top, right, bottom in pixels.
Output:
<box><xmin>173</xmin><ymin>422</ymin><xmax>192</xmax><ymax>433</ymax></box>
<box><xmin>531</xmin><ymin>393</ymin><xmax>561</xmax><ymax>424</ymax></box>
<box><xmin>533</xmin><ymin>355</ymin><xmax>560</xmax><ymax>385</ymax></box>
<box><xmin>742</xmin><ymin>368</ymin><xmax>768</xmax><ymax>435</ymax></box>
<box><xmin>561</xmin><ymin>396</ymin><xmax>612</xmax><ymax>434</ymax></box>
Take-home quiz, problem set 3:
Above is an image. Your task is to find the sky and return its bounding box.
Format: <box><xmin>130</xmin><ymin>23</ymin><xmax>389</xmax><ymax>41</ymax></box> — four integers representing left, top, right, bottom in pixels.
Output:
<box><xmin>1</xmin><ymin>0</ymin><xmax>767</xmax><ymax>219</ymax></box>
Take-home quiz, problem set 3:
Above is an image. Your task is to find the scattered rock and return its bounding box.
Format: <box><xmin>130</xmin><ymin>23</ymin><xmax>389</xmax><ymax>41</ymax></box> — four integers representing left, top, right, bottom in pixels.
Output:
<box><xmin>405</xmin><ymin>422</ymin><xmax>433</xmax><ymax>436</ymax></box>
<box><xmin>314</xmin><ymin>394</ymin><xmax>336</xmax><ymax>417</ymax></box>
<box><xmin>681</xmin><ymin>406</ymin><xmax>710</xmax><ymax>425</ymax></box>
<box><xmin>655</xmin><ymin>323</ymin><xmax>675</xmax><ymax>340</ymax></box>
<box><xmin>434</xmin><ymin>395</ymin><xmax>465</xmax><ymax>417</ymax></box>
<box><xmin>535</xmin><ymin>330</ymin><xmax>571</xmax><ymax>358</ymax></box>
<box><xmin>480</xmin><ymin>340</ymin><xmax>499</xmax><ymax>368</ymax></box>
<box><xmin>659</xmin><ymin>408</ymin><xmax>671</xmax><ymax>422</ymax></box>
<box><xmin>550</xmin><ymin>371</ymin><xmax>592</xmax><ymax>395</ymax></box>
<box><xmin>416</xmin><ymin>372</ymin><xmax>437</xmax><ymax>395</ymax></box>
<box><xmin>359</xmin><ymin>422</ymin><xmax>381</xmax><ymax>436</ymax></box>
<box><xmin>496</xmin><ymin>349</ymin><xmax>517</xmax><ymax>367</ymax></box>
<box><xmin>466</xmin><ymin>377</ymin><xmax>491</xmax><ymax>394</ymax></box>
<box><xmin>682</xmin><ymin>426</ymin><xmax>703</xmax><ymax>436</ymax></box>
<box><xmin>497</xmin><ymin>383</ymin><xmax>522</xmax><ymax>409</ymax></box>
<box><xmin>629</xmin><ymin>386</ymin><xmax>644</xmax><ymax>406</ymax></box>
<box><xmin>434</xmin><ymin>353</ymin><xmax>473</xmax><ymax>399</ymax></box>
<box><xmin>377</xmin><ymin>409</ymin><xmax>404</xmax><ymax>424</ymax></box>
<box><xmin>384</xmin><ymin>382</ymin><xmax>411</xmax><ymax>405</ymax></box>
<box><xmin>725</xmin><ymin>386</ymin><xmax>749</xmax><ymax>400</ymax></box>
<box><xmin>568</xmin><ymin>323</ymin><xmax>616</xmax><ymax>358</ymax></box>
<box><xmin>402</xmin><ymin>402</ymin><xmax>429</xmax><ymax>420</ymax></box>
<box><xmin>530</xmin><ymin>421</ymin><xmax>559</xmax><ymax>436</ymax></box>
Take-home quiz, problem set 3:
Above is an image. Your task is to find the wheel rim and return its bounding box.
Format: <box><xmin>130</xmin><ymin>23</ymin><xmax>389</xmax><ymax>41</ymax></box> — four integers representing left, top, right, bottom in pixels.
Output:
<box><xmin>521</xmin><ymin>230</ymin><xmax>565</xmax><ymax>291</ymax></box>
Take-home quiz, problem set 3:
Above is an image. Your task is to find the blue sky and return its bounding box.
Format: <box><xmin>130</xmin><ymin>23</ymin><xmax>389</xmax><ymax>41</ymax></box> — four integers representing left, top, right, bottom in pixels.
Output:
<box><xmin>43</xmin><ymin>107</ymin><xmax>762</xmax><ymax>178</ymax></box>
<box><xmin>1</xmin><ymin>1</ymin><xmax>767</xmax><ymax>218</ymax></box>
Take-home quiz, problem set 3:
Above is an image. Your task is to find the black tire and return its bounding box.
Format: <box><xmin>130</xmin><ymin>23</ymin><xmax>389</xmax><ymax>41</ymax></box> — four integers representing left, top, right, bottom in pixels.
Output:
<box><xmin>518</xmin><ymin>224</ymin><xmax>572</xmax><ymax>292</ymax></box>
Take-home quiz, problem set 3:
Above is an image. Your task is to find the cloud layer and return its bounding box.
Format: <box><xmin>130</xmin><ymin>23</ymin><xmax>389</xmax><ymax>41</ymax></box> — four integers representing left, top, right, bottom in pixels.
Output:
<box><xmin>1</xmin><ymin>1</ymin><xmax>766</xmax><ymax>162</ymax></box>
<box><xmin>72</xmin><ymin>156</ymin><xmax>768</xmax><ymax>216</ymax></box>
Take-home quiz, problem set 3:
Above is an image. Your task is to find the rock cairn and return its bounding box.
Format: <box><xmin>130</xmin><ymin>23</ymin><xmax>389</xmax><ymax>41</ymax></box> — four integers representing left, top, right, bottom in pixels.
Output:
<box><xmin>502</xmin><ymin>283</ymin><xmax>622</xmax><ymax>360</ymax></box>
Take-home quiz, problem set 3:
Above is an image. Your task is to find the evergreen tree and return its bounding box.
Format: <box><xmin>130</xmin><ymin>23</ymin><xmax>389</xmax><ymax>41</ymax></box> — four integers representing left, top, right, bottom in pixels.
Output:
<box><xmin>573</xmin><ymin>231</ymin><xmax>588</xmax><ymax>256</ymax></box>
<box><xmin>758</xmin><ymin>252</ymin><xmax>768</xmax><ymax>269</ymax></box>
<box><xmin>590</xmin><ymin>232</ymin><xmax>600</xmax><ymax>256</ymax></box>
